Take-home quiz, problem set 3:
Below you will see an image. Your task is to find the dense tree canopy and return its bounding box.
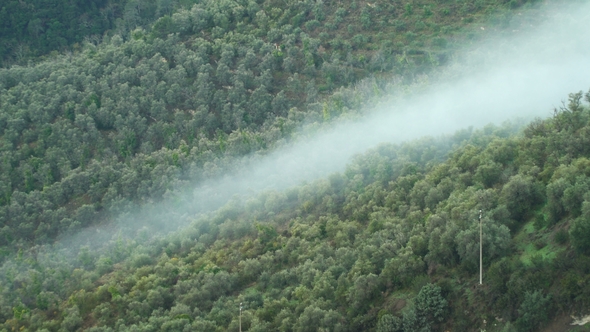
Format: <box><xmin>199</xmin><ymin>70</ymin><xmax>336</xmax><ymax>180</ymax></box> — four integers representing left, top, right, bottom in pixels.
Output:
<box><xmin>3</xmin><ymin>93</ymin><xmax>590</xmax><ymax>330</ymax></box>
<box><xmin>0</xmin><ymin>0</ymin><xmax>543</xmax><ymax>258</ymax></box>
<box><xmin>1</xmin><ymin>0</ymin><xmax>584</xmax><ymax>331</ymax></box>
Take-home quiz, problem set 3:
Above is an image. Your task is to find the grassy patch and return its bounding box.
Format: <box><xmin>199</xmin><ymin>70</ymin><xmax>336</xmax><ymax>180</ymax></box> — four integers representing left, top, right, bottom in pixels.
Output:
<box><xmin>513</xmin><ymin>221</ymin><xmax>564</xmax><ymax>266</ymax></box>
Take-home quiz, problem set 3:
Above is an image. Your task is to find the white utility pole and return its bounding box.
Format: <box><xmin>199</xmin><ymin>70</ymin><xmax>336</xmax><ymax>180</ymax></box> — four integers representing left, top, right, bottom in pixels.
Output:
<box><xmin>239</xmin><ymin>302</ymin><xmax>243</xmax><ymax>332</ymax></box>
<box><xmin>479</xmin><ymin>209</ymin><xmax>483</xmax><ymax>285</ymax></box>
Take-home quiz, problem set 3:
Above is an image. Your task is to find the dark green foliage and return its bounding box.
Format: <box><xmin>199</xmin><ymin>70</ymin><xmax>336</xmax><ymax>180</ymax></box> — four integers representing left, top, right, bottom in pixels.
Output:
<box><xmin>515</xmin><ymin>290</ymin><xmax>552</xmax><ymax>332</ymax></box>
<box><xmin>553</xmin><ymin>228</ymin><xmax>568</xmax><ymax>245</ymax></box>
<box><xmin>501</xmin><ymin>174</ymin><xmax>543</xmax><ymax>222</ymax></box>
<box><xmin>570</xmin><ymin>200</ymin><xmax>590</xmax><ymax>255</ymax></box>
<box><xmin>412</xmin><ymin>283</ymin><xmax>448</xmax><ymax>330</ymax></box>
<box><xmin>475</xmin><ymin>161</ymin><xmax>503</xmax><ymax>188</ymax></box>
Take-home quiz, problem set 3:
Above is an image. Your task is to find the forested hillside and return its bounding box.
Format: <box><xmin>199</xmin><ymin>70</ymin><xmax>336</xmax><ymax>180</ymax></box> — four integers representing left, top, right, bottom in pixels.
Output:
<box><xmin>3</xmin><ymin>0</ymin><xmax>586</xmax><ymax>331</ymax></box>
<box><xmin>0</xmin><ymin>0</ymin><xmax>541</xmax><ymax>259</ymax></box>
<box><xmin>0</xmin><ymin>0</ymin><xmax>184</xmax><ymax>66</ymax></box>
<box><xmin>2</xmin><ymin>92</ymin><xmax>590</xmax><ymax>331</ymax></box>
<box><xmin>0</xmin><ymin>0</ymin><xmax>531</xmax><ymax>67</ymax></box>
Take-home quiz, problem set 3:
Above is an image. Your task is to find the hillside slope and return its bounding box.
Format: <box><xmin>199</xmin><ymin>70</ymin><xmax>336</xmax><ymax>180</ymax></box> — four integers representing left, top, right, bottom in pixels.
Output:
<box><xmin>2</xmin><ymin>92</ymin><xmax>590</xmax><ymax>331</ymax></box>
<box><xmin>3</xmin><ymin>0</ymin><xmax>590</xmax><ymax>331</ymax></box>
<box><xmin>0</xmin><ymin>0</ymin><xmax>544</xmax><ymax>258</ymax></box>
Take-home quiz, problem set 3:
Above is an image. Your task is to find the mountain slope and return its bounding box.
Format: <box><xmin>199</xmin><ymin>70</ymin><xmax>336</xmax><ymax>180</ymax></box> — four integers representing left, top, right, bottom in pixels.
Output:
<box><xmin>0</xmin><ymin>0</ymin><xmax>544</xmax><ymax>258</ymax></box>
<box><xmin>2</xmin><ymin>92</ymin><xmax>590</xmax><ymax>331</ymax></box>
<box><xmin>2</xmin><ymin>0</ymin><xmax>590</xmax><ymax>331</ymax></box>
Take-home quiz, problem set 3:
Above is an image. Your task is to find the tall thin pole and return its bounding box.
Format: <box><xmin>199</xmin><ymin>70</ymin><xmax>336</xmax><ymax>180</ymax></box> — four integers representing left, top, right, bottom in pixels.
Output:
<box><xmin>479</xmin><ymin>209</ymin><xmax>483</xmax><ymax>285</ymax></box>
<box><xmin>239</xmin><ymin>302</ymin><xmax>242</xmax><ymax>332</ymax></box>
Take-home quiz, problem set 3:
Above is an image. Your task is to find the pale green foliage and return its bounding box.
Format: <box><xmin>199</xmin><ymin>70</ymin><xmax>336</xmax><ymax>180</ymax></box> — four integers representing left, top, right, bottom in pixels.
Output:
<box><xmin>60</xmin><ymin>305</ymin><xmax>82</xmax><ymax>332</ymax></box>
<box><xmin>377</xmin><ymin>314</ymin><xmax>403</xmax><ymax>332</ymax></box>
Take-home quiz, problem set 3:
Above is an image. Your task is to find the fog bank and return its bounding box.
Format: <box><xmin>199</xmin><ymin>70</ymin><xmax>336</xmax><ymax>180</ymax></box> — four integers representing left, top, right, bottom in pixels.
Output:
<box><xmin>63</xmin><ymin>1</ymin><xmax>590</xmax><ymax>250</ymax></box>
<box><xmin>186</xmin><ymin>1</ymin><xmax>590</xmax><ymax>213</ymax></box>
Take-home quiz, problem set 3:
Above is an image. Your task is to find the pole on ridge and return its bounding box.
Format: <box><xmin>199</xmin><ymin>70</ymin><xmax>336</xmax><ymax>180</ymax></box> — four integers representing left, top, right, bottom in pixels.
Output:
<box><xmin>479</xmin><ymin>209</ymin><xmax>483</xmax><ymax>285</ymax></box>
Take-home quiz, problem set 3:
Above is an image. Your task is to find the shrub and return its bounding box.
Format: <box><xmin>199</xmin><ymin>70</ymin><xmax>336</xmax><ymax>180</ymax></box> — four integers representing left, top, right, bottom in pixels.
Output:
<box><xmin>376</xmin><ymin>314</ymin><xmax>403</xmax><ymax>332</ymax></box>
<box><xmin>305</xmin><ymin>20</ymin><xmax>320</xmax><ymax>31</ymax></box>
<box><xmin>553</xmin><ymin>228</ymin><xmax>569</xmax><ymax>245</ymax></box>
<box><xmin>501</xmin><ymin>174</ymin><xmax>543</xmax><ymax>222</ymax></box>
<box><xmin>570</xmin><ymin>215</ymin><xmax>590</xmax><ymax>255</ymax></box>
<box><xmin>403</xmin><ymin>283</ymin><xmax>448</xmax><ymax>331</ymax></box>
<box><xmin>515</xmin><ymin>290</ymin><xmax>552</xmax><ymax>332</ymax></box>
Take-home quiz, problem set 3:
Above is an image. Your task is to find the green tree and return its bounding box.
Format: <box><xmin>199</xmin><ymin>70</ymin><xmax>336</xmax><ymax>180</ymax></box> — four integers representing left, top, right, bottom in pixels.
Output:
<box><xmin>570</xmin><ymin>200</ymin><xmax>590</xmax><ymax>255</ymax></box>
<box><xmin>501</xmin><ymin>174</ymin><xmax>542</xmax><ymax>221</ymax></box>
<box><xmin>401</xmin><ymin>283</ymin><xmax>447</xmax><ymax>332</ymax></box>
<box><xmin>377</xmin><ymin>314</ymin><xmax>403</xmax><ymax>332</ymax></box>
<box><xmin>455</xmin><ymin>215</ymin><xmax>510</xmax><ymax>269</ymax></box>
<box><xmin>60</xmin><ymin>305</ymin><xmax>83</xmax><ymax>332</ymax></box>
<box><xmin>515</xmin><ymin>290</ymin><xmax>551</xmax><ymax>332</ymax></box>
